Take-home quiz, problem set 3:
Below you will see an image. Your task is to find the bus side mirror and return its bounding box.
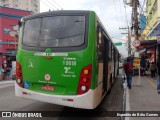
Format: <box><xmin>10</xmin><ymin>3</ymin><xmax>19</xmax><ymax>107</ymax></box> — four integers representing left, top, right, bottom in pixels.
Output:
<box><xmin>18</xmin><ymin>21</ymin><xmax>22</xmax><ymax>27</ymax></box>
<box><xmin>15</xmin><ymin>34</ymin><xmax>19</xmax><ymax>39</ymax></box>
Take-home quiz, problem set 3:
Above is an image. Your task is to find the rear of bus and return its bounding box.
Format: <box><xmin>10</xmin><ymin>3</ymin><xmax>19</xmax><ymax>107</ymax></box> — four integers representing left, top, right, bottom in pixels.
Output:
<box><xmin>15</xmin><ymin>11</ymin><xmax>102</xmax><ymax>109</ymax></box>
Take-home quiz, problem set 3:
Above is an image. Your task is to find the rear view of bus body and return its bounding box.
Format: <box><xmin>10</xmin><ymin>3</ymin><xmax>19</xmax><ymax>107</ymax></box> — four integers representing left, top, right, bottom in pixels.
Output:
<box><xmin>15</xmin><ymin>10</ymin><xmax>119</xmax><ymax>109</ymax></box>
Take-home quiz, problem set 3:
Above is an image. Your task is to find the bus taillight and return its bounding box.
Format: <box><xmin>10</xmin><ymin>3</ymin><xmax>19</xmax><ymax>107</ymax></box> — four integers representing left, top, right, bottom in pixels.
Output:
<box><xmin>77</xmin><ymin>64</ymin><xmax>92</xmax><ymax>95</ymax></box>
<box><xmin>16</xmin><ymin>62</ymin><xmax>23</xmax><ymax>88</ymax></box>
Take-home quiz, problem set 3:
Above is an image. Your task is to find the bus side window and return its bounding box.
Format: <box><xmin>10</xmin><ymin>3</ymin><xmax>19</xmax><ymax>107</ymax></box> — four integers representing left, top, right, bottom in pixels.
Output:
<box><xmin>108</xmin><ymin>41</ymin><xmax>111</xmax><ymax>61</ymax></box>
<box><xmin>97</xmin><ymin>25</ymin><xmax>104</xmax><ymax>62</ymax></box>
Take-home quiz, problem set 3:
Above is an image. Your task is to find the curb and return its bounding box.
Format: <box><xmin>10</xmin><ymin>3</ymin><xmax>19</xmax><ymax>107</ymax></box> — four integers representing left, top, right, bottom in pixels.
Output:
<box><xmin>121</xmin><ymin>75</ymin><xmax>127</xmax><ymax>120</ymax></box>
<box><xmin>0</xmin><ymin>80</ymin><xmax>15</xmax><ymax>85</ymax></box>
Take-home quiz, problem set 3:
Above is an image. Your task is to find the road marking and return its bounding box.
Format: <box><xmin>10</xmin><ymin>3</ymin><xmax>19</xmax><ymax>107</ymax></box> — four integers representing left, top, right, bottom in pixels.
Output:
<box><xmin>125</xmin><ymin>80</ymin><xmax>130</xmax><ymax>120</ymax></box>
<box><xmin>144</xmin><ymin>77</ymin><xmax>156</xmax><ymax>90</ymax></box>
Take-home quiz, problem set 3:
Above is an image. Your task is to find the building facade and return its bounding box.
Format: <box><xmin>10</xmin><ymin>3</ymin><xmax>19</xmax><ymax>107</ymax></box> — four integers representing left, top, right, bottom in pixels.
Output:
<box><xmin>0</xmin><ymin>6</ymin><xmax>31</xmax><ymax>72</ymax></box>
<box><xmin>140</xmin><ymin>0</ymin><xmax>160</xmax><ymax>63</ymax></box>
<box><xmin>142</xmin><ymin>0</ymin><xmax>159</xmax><ymax>39</ymax></box>
<box><xmin>0</xmin><ymin>0</ymin><xmax>40</xmax><ymax>14</ymax></box>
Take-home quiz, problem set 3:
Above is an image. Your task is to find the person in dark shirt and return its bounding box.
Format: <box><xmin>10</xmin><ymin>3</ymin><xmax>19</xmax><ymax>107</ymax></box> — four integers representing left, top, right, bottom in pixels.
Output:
<box><xmin>123</xmin><ymin>57</ymin><xmax>133</xmax><ymax>89</ymax></box>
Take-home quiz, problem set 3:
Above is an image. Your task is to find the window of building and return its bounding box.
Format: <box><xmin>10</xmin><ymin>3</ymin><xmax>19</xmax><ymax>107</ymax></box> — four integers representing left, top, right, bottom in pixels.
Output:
<box><xmin>152</xmin><ymin>1</ymin><xmax>157</xmax><ymax>14</ymax></box>
<box><xmin>148</xmin><ymin>0</ymin><xmax>151</xmax><ymax>6</ymax></box>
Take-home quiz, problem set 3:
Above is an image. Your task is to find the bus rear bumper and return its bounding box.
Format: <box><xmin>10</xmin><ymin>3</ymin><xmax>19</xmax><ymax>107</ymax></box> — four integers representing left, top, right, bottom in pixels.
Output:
<box><xmin>15</xmin><ymin>82</ymin><xmax>102</xmax><ymax>109</ymax></box>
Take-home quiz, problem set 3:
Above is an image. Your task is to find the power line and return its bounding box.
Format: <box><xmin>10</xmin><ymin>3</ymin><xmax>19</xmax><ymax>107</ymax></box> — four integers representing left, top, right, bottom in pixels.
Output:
<box><xmin>46</xmin><ymin>0</ymin><xmax>59</xmax><ymax>10</ymax></box>
<box><xmin>118</xmin><ymin>0</ymin><xmax>123</xmax><ymax>24</ymax></box>
<box><xmin>41</xmin><ymin>0</ymin><xmax>54</xmax><ymax>11</ymax></box>
<box><xmin>113</xmin><ymin>0</ymin><xmax>120</xmax><ymax>27</ymax></box>
<box><xmin>140</xmin><ymin>0</ymin><xmax>146</xmax><ymax>15</ymax></box>
<box><xmin>122</xmin><ymin>0</ymin><xmax>129</xmax><ymax>27</ymax></box>
<box><xmin>51</xmin><ymin>0</ymin><xmax>63</xmax><ymax>10</ymax></box>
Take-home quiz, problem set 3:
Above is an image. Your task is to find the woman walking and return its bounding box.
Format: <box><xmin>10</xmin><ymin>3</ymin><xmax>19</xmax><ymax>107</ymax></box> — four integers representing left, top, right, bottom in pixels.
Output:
<box><xmin>150</xmin><ymin>62</ymin><xmax>156</xmax><ymax>78</ymax></box>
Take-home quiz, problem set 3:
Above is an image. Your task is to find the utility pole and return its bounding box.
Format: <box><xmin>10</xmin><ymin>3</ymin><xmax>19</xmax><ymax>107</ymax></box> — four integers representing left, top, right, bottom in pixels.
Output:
<box><xmin>133</xmin><ymin>0</ymin><xmax>139</xmax><ymax>52</ymax></box>
<box><xmin>119</xmin><ymin>27</ymin><xmax>131</xmax><ymax>56</ymax></box>
<box><xmin>128</xmin><ymin>26</ymin><xmax>131</xmax><ymax>56</ymax></box>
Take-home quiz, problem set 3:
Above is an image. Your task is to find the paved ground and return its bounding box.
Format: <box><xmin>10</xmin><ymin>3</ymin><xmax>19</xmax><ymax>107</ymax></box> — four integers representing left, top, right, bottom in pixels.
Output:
<box><xmin>125</xmin><ymin>72</ymin><xmax>160</xmax><ymax>120</ymax></box>
<box><xmin>0</xmin><ymin>72</ymin><xmax>124</xmax><ymax>120</ymax></box>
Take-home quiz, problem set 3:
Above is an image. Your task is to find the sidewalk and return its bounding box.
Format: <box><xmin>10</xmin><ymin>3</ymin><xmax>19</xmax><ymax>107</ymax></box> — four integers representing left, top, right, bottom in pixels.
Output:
<box><xmin>125</xmin><ymin>74</ymin><xmax>160</xmax><ymax>120</ymax></box>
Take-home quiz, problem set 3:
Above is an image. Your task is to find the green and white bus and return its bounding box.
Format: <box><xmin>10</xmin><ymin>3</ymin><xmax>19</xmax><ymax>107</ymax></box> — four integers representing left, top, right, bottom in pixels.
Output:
<box><xmin>15</xmin><ymin>10</ymin><xmax>119</xmax><ymax>109</ymax></box>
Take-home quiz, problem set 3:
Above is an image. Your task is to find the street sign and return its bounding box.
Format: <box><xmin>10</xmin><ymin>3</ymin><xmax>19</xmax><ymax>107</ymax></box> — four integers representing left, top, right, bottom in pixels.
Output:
<box><xmin>132</xmin><ymin>40</ymin><xmax>140</xmax><ymax>47</ymax></box>
<box><xmin>114</xmin><ymin>42</ymin><xmax>122</xmax><ymax>46</ymax></box>
<box><xmin>133</xmin><ymin>57</ymin><xmax>140</xmax><ymax>67</ymax></box>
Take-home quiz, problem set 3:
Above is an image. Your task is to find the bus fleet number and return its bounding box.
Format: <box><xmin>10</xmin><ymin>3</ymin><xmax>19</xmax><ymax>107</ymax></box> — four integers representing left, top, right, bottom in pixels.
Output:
<box><xmin>63</xmin><ymin>61</ymin><xmax>76</xmax><ymax>66</ymax></box>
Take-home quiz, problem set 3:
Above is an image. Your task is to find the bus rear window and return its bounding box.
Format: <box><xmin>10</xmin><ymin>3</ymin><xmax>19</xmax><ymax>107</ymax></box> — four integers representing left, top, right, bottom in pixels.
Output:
<box><xmin>22</xmin><ymin>16</ymin><xmax>85</xmax><ymax>47</ymax></box>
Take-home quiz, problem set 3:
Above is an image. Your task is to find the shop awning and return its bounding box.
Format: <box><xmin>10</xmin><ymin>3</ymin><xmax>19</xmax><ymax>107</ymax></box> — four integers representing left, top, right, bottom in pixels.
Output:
<box><xmin>139</xmin><ymin>40</ymin><xmax>157</xmax><ymax>45</ymax></box>
<box><xmin>3</xmin><ymin>51</ymin><xmax>17</xmax><ymax>56</ymax></box>
<box><xmin>139</xmin><ymin>48</ymin><xmax>146</xmax><ymax>54</ymax></box>
<box><xmin>0</xmin><ymin>42</ymin><xmax>18</xmax><ymax>44</ymax></box>
<box><xmin>146</xmin><ymin>42</ymin><xmax>160</xmax><ymax>49</ymax></box>
<box><xmin>147</xmin><ymin>20</ymin><xmax>160</xmax><ymax>37</ymax></box>
<box><xmin>139</xmin><ymin>42</ymin><xmax>160</xmax><ymax>54</ymax></box>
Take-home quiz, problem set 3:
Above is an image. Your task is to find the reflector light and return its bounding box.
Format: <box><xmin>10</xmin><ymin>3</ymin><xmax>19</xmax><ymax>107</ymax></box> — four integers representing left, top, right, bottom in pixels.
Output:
<box><xmin>17</xmin><ymin>79</ymin><xmax>21</xmax><ymax>83</ymax></box>
<box><xmin>17</xmin><ymin>72</ymin><xmax>21</xmax><ymax>77</ymax></box>
<box><xmin>81</xmin><ymin>86</ymin><xmax>87</xmax><ymax>91</ymax></box>
<box><xmin>77</xmin><ymin>64</ymin><xmax>92</xmax><ymax>95</ymax></box>
<box><xmin>67</xmin><ymin>99</ymin><xmax>74</xmax><ymax>102</ymax></box>
<box><xmin>62</xmin><ymin>98</ymin><xmax>74</xmax><ymax>102</ymax></box>
<box><xmin>84</xmin><ymin>70</ymin><xmax>89</xmax><ymax>75</ymax></box>
<box><xmin>16</xmin><ymin>65</ymin><xmax>21</xmax><ymax>70</ymax></box>
<box><xmin>16</xmin><ymin>62</ymin><xmax>23</xmax><ymax>88</ymax></box>
<box><xmin>82</xmin><ymin>77</ymin><xmax>87</xmax><ymax>83</ymax></box>
<box><xmin>23</xmin><ymin>92</ymin><xmax>27</xmax><ymax>95</ymax></box>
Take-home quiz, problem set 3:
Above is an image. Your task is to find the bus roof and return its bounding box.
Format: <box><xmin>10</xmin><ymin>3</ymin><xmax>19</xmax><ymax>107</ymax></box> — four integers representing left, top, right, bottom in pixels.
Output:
<box><xmin>22</xmin><ymin>10</ymin><xmax>95</xmax><ymax>20</ymax></box>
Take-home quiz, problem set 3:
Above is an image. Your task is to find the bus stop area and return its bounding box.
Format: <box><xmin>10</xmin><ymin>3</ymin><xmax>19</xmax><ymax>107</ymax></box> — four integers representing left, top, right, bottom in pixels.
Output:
<box><xmin>124</xmin><ymin>71</ymin><xmax>160</xmax><ymax>120</ymax></box>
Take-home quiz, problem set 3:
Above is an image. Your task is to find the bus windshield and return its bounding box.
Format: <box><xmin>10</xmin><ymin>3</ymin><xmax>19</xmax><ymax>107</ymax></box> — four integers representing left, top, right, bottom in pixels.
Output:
<box><xmin>22</xmin><ymin>15</ymin><xmax>85</xmax><ymax>47</ymax></box>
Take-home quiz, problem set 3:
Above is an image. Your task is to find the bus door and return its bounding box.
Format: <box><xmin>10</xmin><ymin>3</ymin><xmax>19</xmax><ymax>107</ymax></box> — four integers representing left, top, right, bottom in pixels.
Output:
<box><xmin>97</xmin><ymin>25</ymin><xmax>108</xmax><ymax>95</ymax></box>
<box><xmin>102</xmin><ymin>35</ymin><xmax>108</xmax><ymax>94</ymax></box>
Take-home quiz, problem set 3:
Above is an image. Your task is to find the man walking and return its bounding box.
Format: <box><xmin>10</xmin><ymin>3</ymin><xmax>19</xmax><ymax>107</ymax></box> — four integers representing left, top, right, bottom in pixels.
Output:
<box><xmin>123</xmin><ymin>57</ymin><xmax>133</xmax><ymax>89</ymax></box>
<box><xmin>157</xmin><ymin>60</ymin><xmax>160</xmax><ymax>93</ymax></box>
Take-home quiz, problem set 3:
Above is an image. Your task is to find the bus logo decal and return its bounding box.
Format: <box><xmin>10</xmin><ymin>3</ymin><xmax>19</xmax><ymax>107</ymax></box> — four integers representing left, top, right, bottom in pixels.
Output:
<box><xmin>44</xmin><ymin>74</ymin><xmax>51</xmax><ymax>81</ymax></box>
<box><xmin>64</xmin><ymin>67</ymin><xmax>71</xmax><ymax>73</ymax></box>
<box><xmin>28</xmin><ymin>59</ymin><xmax>34</xmax><ymax>68</ymax></box>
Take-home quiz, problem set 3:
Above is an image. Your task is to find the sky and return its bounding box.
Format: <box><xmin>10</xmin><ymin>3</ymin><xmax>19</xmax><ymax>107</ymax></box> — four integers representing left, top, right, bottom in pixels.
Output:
<box><xmin>40</xmin><ymin>0</ymin><xmax>144</xmax><ymax>57</ymax></box>
<box><xmin>40</xmin><ymin>0</ymin><xmax>132</xmax><ymax>39</ymax></box>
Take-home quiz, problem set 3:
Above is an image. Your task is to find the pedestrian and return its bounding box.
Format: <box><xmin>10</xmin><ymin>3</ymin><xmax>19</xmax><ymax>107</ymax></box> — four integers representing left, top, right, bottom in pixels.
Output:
<box><xmin>123</xmin><ymin>57</ymin><xmax>133</xmax><ymax>89</ymax></box>
<box><xmin>146</xmin><ymin>61</ymin><xmax>150</xmax><ymax>71</ymax></box>
<box><xmin>150</xmin><ymin>62</ymin><xmax>156</xmax><ymax>78</ymax></box>
<box><xmin>157</xmin><ymin>60</ymin><xmax>160</xmax><ymax>93</ymax></box>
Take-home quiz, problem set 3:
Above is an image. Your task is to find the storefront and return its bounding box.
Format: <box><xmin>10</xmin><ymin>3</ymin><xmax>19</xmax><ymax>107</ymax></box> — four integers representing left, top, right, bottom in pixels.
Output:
<box><xmin>143</xmin><ymin>40</ymin><xmax>160</xmax><ymax>64</ymax></box>
<box><xmin>139</xmin><ymin>40</ymin><xmax>157</xmax><ymax>63</ymax></box>
<box><xmin>0</xmin><ymin>6</ymin><xmax>31</xmax><ymax>79</ymax></box>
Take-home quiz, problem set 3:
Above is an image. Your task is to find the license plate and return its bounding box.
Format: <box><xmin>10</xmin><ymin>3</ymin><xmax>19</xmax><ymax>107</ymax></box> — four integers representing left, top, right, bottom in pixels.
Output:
<box><xmin>42</xmin><ymin>85</ymin><xmax>54</xmax><ymax>91</ymax></box>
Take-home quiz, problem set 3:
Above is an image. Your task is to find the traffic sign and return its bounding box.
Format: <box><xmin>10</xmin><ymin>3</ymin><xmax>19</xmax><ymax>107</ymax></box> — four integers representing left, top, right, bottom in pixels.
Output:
<box><xmin>114</xmin><ymin>42</ymin><xmax>122</xmax><ymax>46</ymax></box>
<box><xmin>132</xmin><ymin>40</ymin><xmax>140</xmax><ymax>47</ymax></box>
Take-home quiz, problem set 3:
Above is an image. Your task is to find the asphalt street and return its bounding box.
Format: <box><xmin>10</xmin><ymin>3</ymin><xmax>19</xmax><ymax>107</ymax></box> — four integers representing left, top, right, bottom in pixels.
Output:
<box><xmin>0</xmin><ymin>72</ymin><xmax>124</xmax><ymax>120</ymax></box>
